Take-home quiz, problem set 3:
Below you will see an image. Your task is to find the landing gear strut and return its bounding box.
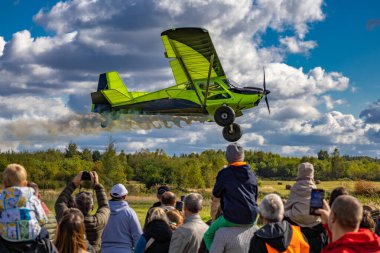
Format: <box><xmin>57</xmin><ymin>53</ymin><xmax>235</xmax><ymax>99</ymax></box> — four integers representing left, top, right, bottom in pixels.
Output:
<box><xmin>223</xmin><ymin>123</ymin><xmax>242</xmax><ymax>142</ymax></box>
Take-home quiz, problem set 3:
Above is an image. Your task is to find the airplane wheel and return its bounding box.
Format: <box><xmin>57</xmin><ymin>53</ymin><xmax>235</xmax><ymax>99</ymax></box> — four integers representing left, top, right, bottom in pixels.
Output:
<box><xmin>214</xmin><ymin>106</ymin><xmax>235</xmax><ymax>126</ymax></box>
<box><xmin>223</xmin><ymin>123</ymin><xmax>242</xmax><ymax>142</ymax></box>
<box><xmin>100</xmin><ymin>121</ymin><xmax>108</xmax><ymax>128</ymax></box>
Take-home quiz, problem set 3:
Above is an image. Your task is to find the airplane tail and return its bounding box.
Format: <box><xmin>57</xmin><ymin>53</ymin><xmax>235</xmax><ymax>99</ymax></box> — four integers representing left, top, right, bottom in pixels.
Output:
<box><xmin>91</xmin><ymin>71</ymin><xmax>132</xmax><ymax>112</ymax></box>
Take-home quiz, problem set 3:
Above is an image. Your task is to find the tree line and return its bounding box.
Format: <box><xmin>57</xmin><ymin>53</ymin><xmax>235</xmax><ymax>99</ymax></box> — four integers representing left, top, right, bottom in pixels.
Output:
<box><xmin>0</xmin><ymin>142</ymin><xmax>379</xmax><ymax>190</ymax></box>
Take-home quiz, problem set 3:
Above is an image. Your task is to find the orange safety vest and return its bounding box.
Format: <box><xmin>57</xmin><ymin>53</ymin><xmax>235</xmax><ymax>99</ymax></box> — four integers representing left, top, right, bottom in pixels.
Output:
<box><xmin>265</xmin><ymin>225</ymin><xmax>310</xmax><ymax>253</ymax></box>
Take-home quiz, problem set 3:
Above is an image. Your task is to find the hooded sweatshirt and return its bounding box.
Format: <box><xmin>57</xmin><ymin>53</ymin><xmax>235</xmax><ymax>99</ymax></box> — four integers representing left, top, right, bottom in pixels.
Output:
<box><xmin>213</xmin><ymin>163</ymin><xmax>258</xmax><ymax>224</ymax></box>
<box><xmin>0</xmin><ymin>186</ymin><xmax>47</xmax><ymax>242</ymax></box>
<box><xmin>249</xmin><ymin>220</ymin><xmax>309</xmax><ymax>253</ymax></box>
<box><xmin>285</xmin><ymin>162</ymin><xmax>321</xmax><ymax>227</ymax></box>
<box><xmin>322</xmin><ymin>228</ymin><xmax>380</xmax><ymax>253</ymax></box>
<box><xmin>101</xmin><ymin>200</ymin><xmax>142</xmax><ymax>253</ymax></box>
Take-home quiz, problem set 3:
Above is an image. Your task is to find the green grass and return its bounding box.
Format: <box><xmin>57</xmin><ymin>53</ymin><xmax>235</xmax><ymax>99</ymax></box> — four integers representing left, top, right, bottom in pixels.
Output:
<box><xmin>42</xmin><ymin>180</ymin><xmax>380</xmax><ymax>227</ymax></box>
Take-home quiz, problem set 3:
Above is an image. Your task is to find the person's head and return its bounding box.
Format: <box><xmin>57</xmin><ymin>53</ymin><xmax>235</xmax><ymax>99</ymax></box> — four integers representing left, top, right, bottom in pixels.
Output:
<box><xmin>329</xmin><ymin>187</ymin><xmax>349</xmax><ymax>207</ymax></box>
<box><xmin>184</xmin><ymin>193</ymin><xmax>203</xmax><ymax>215</ymax></box>
<box><xmin>329</xmin><ymin>195</ymin><xmax>363</xmax><ymax>233</ymax></box>
<box><xmin>110</xmin><ymin>183</ymin><xmax>128</xmax><ymax>201</ymax></box>
<box><xmin>226</xmin><ymin>143</ymin><xmax>244</xmax><ymax>164</ymax></box>
<box><xmin>75</xmin><ymin>191</ymin><xmax>93</xmax><ymax>215</ymax></box>
<box><xmin>27</xmin><ymin>181</ymin><xmax>39</xmax><ymax>197</ymax></box>
<box><xmin>54</xmin><ymin>208</ymin><xmax>87</xmax><ymax>253</ymax></box>
<box><xmin>259</xmin><ymin>193</ymin><xmax>284</xmax><ymax>224</ymax></box>
<box><xmin>157</xmin><ymin>185</ymin><xmax>170</xmax><ymax>200</ymax></box>
<box><xmin>360</xmin><ymin>210</ymin><xmax>375</xmax><ymax>232</ymax></box>
<box><xmin>147</xmin><ymin>207</ymin><xmax>168</xmax><ymax>223</ymax></box>
<box><xmin>3</xmin><ymin>163</ymin><xmax>27</xmax><ymax>187</ymax></box>
<box><xmin>297</xmin><ymin>162</ymin><xmax>314</xmax><ymax>181</ymax></box>
<box><xmin>161</xmin><ymin>191</ymin><xmax>176</xmax><ymax>207</ymax></box>
<box><xmin>166</xmin><ymin>209</ymin><xmax>184</xmax><ymax>230</ymax></box>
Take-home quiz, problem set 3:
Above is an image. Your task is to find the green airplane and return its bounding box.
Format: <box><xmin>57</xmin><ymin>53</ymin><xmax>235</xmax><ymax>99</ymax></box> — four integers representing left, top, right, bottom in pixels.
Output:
<box><xmin>91</xmin><ymin>27</ymin><xmax>270</xmax><ymax>142</ymax></box>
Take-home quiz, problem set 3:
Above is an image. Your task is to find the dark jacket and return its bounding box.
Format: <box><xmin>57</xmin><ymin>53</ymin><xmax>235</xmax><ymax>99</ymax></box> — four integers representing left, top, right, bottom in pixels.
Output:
<box><xmin>300</xmin><ymin>224</ymin><xmax>328</xmax><ymax>253</ymax></box>
<box><xmin>0</xmin><ymin>227</ymin><xmax>58</xmax><ymax>253</ymax></box>
<box><xmin>55</xmin><ymin>182</ymin><xmax>110</xmax><ymax>253</ymax></box>
<box><xmin>144</xmin><ymin>220</ymin><xmax>173</xmax><ymax>253</ymax></box>
<box><xmin>213</xmin><ymin>163</ymin><xmax>258</xmax><ymax>224</ymax></box>
<box><xmin>249</xmin><ymin>220</ymin><xmax>309</xmax><ymax>253</ymax></box>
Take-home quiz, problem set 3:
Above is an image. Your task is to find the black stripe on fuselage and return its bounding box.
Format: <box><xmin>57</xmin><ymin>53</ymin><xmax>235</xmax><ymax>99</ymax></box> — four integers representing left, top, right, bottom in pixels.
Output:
<box><xmin>113</xmin><ymin>98</ymin><xmax>206</xmax><ymax>115</ymax></box>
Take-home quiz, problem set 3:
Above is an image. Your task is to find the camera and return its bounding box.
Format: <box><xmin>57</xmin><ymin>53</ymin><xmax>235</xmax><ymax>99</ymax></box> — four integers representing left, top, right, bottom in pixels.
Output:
<box><xmin>81</xmin><ymin>171</ymin><xmax>92</xmax><ymax>181</ymax></box>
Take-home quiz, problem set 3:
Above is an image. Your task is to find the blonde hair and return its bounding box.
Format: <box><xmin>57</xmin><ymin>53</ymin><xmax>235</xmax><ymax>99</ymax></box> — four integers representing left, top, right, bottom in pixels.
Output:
<box><xmin>166</xmin><ymin>209</ymin><xmax>184</xmax><ymax>230</ymax></box>
<box><xmin>148</xmin><ymin>207</ymin><xmax>168</xmax><ymax>223</ymax></box>
<box><xmin>3</xmin><ymin>164</ymin><xmax>27</xmax><ymax>187</ymax></box>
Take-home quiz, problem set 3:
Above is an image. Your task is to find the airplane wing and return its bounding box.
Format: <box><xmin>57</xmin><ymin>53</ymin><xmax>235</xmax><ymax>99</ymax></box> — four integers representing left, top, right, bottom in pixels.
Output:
<box><xmin>161</xmin><ymin>28</ymin><xmax>226</xmax><ymax>85</ymax></box>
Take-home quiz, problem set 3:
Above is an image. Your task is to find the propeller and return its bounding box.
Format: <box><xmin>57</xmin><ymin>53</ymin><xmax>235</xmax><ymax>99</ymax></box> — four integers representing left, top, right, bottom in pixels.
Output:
<box><xmin>263</xmin><ymin>67</ymin><xmax>270</xmax><ymax>114</ymax></box>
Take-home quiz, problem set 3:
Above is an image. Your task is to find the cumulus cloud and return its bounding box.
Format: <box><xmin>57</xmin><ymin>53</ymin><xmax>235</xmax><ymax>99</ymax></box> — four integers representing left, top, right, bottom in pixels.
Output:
<box><xmin>0</xmin><ymin>0</ymin><xmax>378</xmax><ymax>156</ymax></box>
<box><xmin>0</xmin><ymin>36</ymin><xmax>5</xmax><ymax>57</ymax></box>
<box><xmin>360</xmin><ymin>99</ymin><xmax>380</xmax><ymax>124</ymax></box>
<box><xmin>279</xmin><ymin>36</ymin><xmax>317</xmax><ymax>54</ymax></box>
<box><xmin>322</xmin><ymin>95</ymin><xmax>345</xmax><ymax>110</ymax></box>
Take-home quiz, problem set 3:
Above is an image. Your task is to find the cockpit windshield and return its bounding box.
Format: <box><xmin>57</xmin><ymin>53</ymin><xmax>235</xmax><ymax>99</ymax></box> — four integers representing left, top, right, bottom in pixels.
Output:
<box><xmin>222</xmin><ymin>79</ymin><xmax>240</xmax><ymax>89</ymax></box>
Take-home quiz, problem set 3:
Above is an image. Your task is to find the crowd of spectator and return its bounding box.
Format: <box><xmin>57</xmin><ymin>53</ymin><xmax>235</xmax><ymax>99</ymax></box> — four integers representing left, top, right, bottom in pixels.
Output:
<box><xmin>1</xmin><ymin>143</ymin><xmax>380</xmax><ymax>253</ymax></box>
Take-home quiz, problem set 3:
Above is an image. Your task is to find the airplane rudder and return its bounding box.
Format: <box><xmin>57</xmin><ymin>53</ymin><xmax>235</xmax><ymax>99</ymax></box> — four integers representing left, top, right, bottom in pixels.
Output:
<box><xmin>97</xmin><ymin>72</ymin><xmax>108</xmax><ymax>91</ymax></box>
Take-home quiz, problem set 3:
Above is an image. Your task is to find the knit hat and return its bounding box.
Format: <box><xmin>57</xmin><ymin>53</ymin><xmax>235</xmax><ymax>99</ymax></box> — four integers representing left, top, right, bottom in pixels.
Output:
<box><xmin>297</xmin><ymin>162</ymin><xmax>314</xmax><ymax>181</ymax></box>
<box><xmin>226</xmin><ymin>143</ymin><xmax>244</xmax><ymax>164</ymax></box>
<box><xmin>111</xmin><ymin>183</ymin><xmax>128</xmax><ymax>197</ymax></box>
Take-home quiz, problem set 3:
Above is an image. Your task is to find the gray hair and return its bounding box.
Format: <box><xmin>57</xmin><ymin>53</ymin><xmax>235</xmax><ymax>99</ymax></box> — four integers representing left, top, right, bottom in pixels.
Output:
<box><xmin>259</xmin><ymin>193</ymin><xmax>284</xmax><ymax>222</ymax></box>
<box><xmin>184</xmin><ymin>193</ymin><xmax>203</xmax><ymax>213</ymax></box>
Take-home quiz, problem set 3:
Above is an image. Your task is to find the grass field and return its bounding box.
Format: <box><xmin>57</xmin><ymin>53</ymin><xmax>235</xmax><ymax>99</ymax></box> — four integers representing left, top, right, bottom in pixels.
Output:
<box><xmin>41</xmin><ymin>180</ymin><xmax>380</xmax><ymax>226</ymax></box>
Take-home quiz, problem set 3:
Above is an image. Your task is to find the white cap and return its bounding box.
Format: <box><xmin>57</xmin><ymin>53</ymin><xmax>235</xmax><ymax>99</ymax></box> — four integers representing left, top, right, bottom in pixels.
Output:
<box><xmin>111</xmin><ymin>183</ymin><xmax>128</xmax><ymax>197</ymax></box>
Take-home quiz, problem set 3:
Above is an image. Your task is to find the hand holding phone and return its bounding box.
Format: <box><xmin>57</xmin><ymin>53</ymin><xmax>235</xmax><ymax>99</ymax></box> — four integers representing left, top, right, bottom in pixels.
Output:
<box><xmin>310</xmin><ymin>189</ymin><xmax>325</xmax><ymax>216</ymax></box>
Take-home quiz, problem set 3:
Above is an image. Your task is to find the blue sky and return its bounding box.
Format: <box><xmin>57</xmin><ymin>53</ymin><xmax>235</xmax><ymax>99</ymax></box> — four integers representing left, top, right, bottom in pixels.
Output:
<box><xmin>261</xmin><ymin>0</ymin><xmax>380</xmax><ymax>116</ymax></box>
<box><xmin>0</xmin><ymin>0</ymin><xmax>379</xmax><ymax>157</ymax></box>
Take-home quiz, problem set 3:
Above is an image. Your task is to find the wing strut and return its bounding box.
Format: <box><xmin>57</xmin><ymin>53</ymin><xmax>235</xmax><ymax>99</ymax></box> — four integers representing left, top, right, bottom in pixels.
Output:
<box><xmin>167</xmin><ymin>39</ymin><xmax>206</xmax><ymax>110</ymax></box>
<box><xmin>203</xmin><ymin>53</ymin><xmax>215</xmax><ymax>106</ymax></box>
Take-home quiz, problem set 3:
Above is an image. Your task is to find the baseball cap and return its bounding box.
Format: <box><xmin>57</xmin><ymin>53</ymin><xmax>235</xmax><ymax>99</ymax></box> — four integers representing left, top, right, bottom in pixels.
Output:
<box><xmin>157</xmin><ymin>185</ymin><xmax>170</xmax><ymax>195</ymax></box>
<box><xmin>111</xmin><ymin>183</ymin><xmax>128</xmax><ymax>197</ymax></box>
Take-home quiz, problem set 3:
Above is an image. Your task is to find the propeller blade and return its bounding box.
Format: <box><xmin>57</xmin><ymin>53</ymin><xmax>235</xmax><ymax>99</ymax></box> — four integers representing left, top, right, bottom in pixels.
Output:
<box><xmin>263</xmin><ymin>67</ymin><xmax>266</xmax><ymax>92</ymax></box>
<box><xmin>265</xmin><ymin>95</ymin><xmax>270</xmax><ymax>114</ymax></box>
<box><xmin>263</xmin><ymin>67</ymin><xmax>270</xmax><ymax>114</ymax></box>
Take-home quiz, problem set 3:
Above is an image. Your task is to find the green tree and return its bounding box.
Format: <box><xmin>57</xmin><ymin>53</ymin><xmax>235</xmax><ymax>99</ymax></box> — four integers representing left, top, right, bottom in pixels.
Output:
<box><xmin>101</xmin><ymin>143</ymin><xmax>126</xmax><ymax>186</ymax></box>
<box><xmin>81</xmin><ymin>148</ymin><xmax>93</xmax><ymax>161</ymax></box>
<box><xmin>318</xmin><ymin>150</ymin><xmax>329</xmax><ymax>160</ymax></box>
<box><xmin>92</xmin><ymin>150</ymin><xmax>101</xmax><ymax>162</ymax></box>
<box><xmin>65</xmin><ymin>142</ymin><xmax>79</xmax><ymax>158</ymax></box>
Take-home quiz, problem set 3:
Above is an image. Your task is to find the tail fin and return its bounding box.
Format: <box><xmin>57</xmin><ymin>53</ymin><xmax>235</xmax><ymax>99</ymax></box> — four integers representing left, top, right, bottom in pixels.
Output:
<box><xmin>91</xmin><ymin>71</ymin><xmax>131</xmax><ymax>112</ymax></box>
<box><xmin>97</xmin><ymin>71</ymin><xmax>131</xmax><ymax>98</ymax></box>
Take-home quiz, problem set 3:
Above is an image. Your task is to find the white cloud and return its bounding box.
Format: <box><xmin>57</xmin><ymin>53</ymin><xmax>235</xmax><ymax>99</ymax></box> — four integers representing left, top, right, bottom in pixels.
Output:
<box><xmin>279</xmin><ymin>36</ymin><xmax>317</xmax><ymax>54</ymax></box>
<box><xmin>322</xmin><ymin>95</ymin><xmax>345</xmax><ymax>110</ymax></box>
<box><xmin>281</xmin><ymin>145</ymin><xmax>312</xmax><ymax>155</ymax></box>
<box><xmin>0</xmin><ymin>36</ymin><xmax>5</xmax><ymax>57</ymax></box>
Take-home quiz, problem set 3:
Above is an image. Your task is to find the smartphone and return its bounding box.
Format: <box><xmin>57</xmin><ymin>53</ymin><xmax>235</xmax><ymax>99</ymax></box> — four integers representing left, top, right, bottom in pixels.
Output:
<box><xmin>176</xmin><ymin>201</ymin><xmax>183</xmax><ymax>212</ymax></box>
<box><xmin>309</xmin><ymin>189</ymin><xmax>325</xmax><ymax>216</ymax></box>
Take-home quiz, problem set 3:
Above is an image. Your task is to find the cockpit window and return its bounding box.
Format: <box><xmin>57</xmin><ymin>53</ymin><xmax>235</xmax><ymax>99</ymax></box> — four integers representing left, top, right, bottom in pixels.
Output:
<box><xmin>223</xmin><ymin>79</ymin><xmax>238</xmax><ymax>89</ymax></box>
<box><xmin>197</xmin><ymin>82</ymin><xmax>224</xmax><ymax>91</ymax></box>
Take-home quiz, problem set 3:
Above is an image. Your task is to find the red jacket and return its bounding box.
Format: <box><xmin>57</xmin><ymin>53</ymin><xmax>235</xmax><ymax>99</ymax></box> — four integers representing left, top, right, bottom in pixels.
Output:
<box><xmin>322</xmin><ymin>228</ymin><xmax>380</xmax><ymax>253</ymax></box>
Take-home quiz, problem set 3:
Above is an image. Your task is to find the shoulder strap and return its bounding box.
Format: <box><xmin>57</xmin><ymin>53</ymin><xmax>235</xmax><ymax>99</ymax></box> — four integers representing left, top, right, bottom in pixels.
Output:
<box><xmin>145</xmin><ymin>238</ymin><xmax>155</xmax><ymax>251</ymax></box>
